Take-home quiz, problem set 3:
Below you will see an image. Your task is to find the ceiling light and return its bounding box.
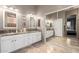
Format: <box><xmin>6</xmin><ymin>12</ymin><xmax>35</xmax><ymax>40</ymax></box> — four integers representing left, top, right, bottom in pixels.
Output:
<box><xmin>9</xmin><ymin>7</ymin><xmax>14</xmax><ymax>10</ymax></box>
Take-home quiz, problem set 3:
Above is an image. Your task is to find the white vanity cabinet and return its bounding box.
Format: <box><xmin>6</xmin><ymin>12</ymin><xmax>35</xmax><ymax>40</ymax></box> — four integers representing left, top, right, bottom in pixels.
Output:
<box><xmin>29</xmin><ymin>33</ymin><xmax>37</xmax><ymax>44</ymax></box>
<box><xmin>13</xmin><ymin>35</ymin><xmax>25</xmax><ymax>50</ymax></box>
<box><xmin>33</xmin><ymin>32</ymin><xmax>41</xmax><ymax>42</ymax></box>
<box><xmin>24</xmin><ymin>32</ymin><xmax>41</xmax><ymax>46</ymax></box>
<box><xmin>0</xmin><ymin>32</ymin><xmax>41</xmax><ymax>53</ymax></box>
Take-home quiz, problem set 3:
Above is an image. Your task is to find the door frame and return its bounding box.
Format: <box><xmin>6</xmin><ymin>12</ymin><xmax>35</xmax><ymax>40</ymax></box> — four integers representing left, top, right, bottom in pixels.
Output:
<box><xmin>65</xmin><ymin>14</ymin><xmax>77</xmax><ymax>37</ymax></box>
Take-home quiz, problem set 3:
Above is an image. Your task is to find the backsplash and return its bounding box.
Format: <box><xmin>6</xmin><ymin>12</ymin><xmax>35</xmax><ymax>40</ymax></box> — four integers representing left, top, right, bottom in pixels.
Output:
<box><xmin>0</xmin><ymin>29</ymin><xmax>16</xmax><ymax>34</ymax></box>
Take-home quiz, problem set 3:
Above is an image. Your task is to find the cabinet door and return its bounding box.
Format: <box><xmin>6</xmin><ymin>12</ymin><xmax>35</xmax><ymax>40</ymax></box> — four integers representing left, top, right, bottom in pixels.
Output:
<box><xmin>30</xmin><ymin>33</ymin><xmax>36</xmax><ymax>43</ymax></box>
<box><xmin>14</xmin><ymin>35</ymin><xmax>25</xmax><ymax>50</ymax></box>
<box><xmin>1</xmin><ymin>36</ymin><xmax>15</xmax><ymax>53</ymax></box>
<box><xmin>24</xmin><ymin>34</ymin><xmax>30</xmax><ymax>46</ymax></box>
<box><xmin>29</xmin><ymin>32</ymin><xmax>41</xmax><ymax>44</ymax></box>
<box><xmin>27</xmin><ymin>36</ymin><xmax>33</xmax><ymax>45</ymax></box>
<box><xmin>36</xmin><ymin>32</ymin><xmax>41</xmax><ymax>41</ymax></box>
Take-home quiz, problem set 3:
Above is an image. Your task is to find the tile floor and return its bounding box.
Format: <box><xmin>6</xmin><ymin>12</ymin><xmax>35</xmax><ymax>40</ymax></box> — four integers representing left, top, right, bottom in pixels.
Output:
<box><xmin>14</xmin><ymin>36</ymin><xmax>79</xmax><ymax>53</ymax></box>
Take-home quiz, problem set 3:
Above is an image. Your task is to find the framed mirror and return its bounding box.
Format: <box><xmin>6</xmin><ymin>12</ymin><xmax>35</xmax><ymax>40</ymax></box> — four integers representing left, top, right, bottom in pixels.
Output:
<box><xmin>38</xmin><ymin>19</ymin><xmax>40</xmax><ymax>27</ymax></box>
<box><xmin>3</xmin><ymin>10</ymin><xmax>16</xmax><ymax>29</ymax></box>
<box><xmin>30</xmin><ymin>17</ymin><xmax>36</xmax><ymax>28</ymax></box>
<box><xmin>22</xmin><ymin>16</ymin><xmax>26</xmax><ymax>28</ymax></box>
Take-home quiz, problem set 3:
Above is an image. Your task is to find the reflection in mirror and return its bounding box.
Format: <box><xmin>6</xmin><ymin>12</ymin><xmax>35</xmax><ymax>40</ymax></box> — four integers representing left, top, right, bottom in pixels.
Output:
<box><xmin>45</xmin><ymin>20</ymin><xmax>53</xmax><ymax>30</ymax></box>
<box><xmin>50</xmin><ymin>23</ymin><xmax>52</xmax><ymax>27</ymax></box>
<box><xmin>5</xmin><ymin>11</ymin><xmax>16</xmax><ymax>28</ymax></box>
<box><xmin>29</xmin><ymin>16</ymin><xmax>36</xmax><ymax>29</ymax></box>
<box><xmin>67</xmin><ymin>21</ymin><xmax>71</xmax><ymax>30</ymax></box>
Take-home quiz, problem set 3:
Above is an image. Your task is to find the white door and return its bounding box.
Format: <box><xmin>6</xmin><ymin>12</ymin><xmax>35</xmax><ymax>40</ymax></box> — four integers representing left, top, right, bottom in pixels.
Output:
<box><xmin>53</xmin><ymin>19</ymin><xmax>63</xmax><ymax>36</ymax></box>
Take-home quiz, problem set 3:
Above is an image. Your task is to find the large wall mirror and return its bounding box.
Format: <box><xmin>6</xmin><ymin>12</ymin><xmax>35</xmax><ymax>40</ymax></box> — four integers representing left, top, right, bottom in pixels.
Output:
<box><xmin>38</xmin><ymin>19</ymin><xmax>40</xmax><ymax>27</ymax></box>
<box><xmin>30</xmin><ymin>17</ymin><xmax>36</xmax><ymax>28</ymax></box>
<box><xmin>4</xmin><ymin>10</ymin><xmax>16</xmax><ymax>29</ymax></box>
<box><xmin>22</xmin><ymin>16</ymin><xmax>26</xmax><ymax>28</ymax></box>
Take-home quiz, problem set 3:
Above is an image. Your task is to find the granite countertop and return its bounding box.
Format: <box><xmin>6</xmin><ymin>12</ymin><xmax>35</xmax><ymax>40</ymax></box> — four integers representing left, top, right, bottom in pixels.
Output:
<box><xmin>0</xmin><ymin>31</ymin><xmax>41</xmax><ymax>37</ymax></box>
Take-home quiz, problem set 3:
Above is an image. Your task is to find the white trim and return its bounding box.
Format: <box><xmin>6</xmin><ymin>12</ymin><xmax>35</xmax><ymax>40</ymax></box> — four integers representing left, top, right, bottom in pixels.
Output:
<box><xmin>45</xmin><ymin>5</ymin><xmax>78</xmax><ymax>16</ymax></box>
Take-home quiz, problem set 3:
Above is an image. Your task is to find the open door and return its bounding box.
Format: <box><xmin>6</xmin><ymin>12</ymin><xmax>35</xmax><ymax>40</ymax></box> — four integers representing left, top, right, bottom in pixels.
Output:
<box><xmin>66</xmin><ymin>15</ymin><xmax>76</xmax><ymax>36</ymax></box>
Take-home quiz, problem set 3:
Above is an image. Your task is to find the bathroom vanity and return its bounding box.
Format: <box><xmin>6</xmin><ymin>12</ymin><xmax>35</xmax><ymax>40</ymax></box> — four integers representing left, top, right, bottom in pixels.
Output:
<box><xmin>0</xmin><ymin>6</ymin><xmax>42</xmax><ymax>53</ymax></box>
<box><xmin>0</xmin><ymin>31</ymin><xmax>41</xmax><ymax>53</ymax></box>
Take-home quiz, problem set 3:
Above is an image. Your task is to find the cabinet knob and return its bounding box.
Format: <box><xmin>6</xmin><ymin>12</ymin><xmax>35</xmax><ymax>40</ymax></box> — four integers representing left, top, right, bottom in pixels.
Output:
<box><xmin>12</xmin><ymin>40</ymin><xmax>16</xmax><ymax>42</ymax></box>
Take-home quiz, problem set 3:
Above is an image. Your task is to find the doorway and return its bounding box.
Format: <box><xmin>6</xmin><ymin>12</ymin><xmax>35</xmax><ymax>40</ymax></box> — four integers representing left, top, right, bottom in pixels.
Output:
<box><xmin>66</xmin><ymin>15</ymin><xmax>76</xmax><ymax>37</ymax></box>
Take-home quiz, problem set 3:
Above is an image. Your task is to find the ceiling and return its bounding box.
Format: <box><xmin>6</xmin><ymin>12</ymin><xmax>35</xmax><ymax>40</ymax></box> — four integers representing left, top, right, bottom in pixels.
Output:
<box><xmin>5</xmin><ymin>5</ymin><xmax>73</xmax><ymax>15</ymax></box>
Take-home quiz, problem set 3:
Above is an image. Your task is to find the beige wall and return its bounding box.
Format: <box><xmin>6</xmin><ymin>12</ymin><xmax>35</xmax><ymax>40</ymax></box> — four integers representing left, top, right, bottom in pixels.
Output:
<box><xmin>66</xmin><ymin>9</ymin><xmax>78</xmax><ymax>17</ymax></box>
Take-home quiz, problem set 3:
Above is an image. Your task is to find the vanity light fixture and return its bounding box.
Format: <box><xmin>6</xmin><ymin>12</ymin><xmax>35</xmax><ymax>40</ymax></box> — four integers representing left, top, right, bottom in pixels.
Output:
<box><xmin>3</xmin><ymin>6</ymin><xmax>8</xmax><ymax>9</ymax></box>
<box><xmin>14</xmin><ymin>9</ymin><xmax>19</xmax><ymax>12</ymax></box>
